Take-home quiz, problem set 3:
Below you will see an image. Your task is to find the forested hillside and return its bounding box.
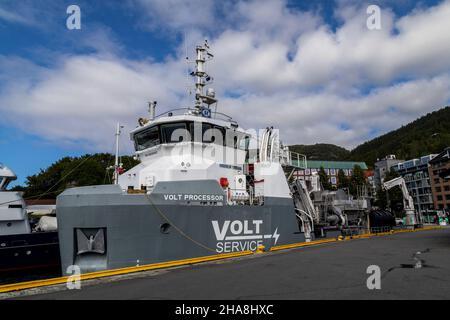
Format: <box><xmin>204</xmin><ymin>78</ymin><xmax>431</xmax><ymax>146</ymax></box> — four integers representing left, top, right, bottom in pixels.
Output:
<box><xmin>289</xmin><ymin>106</ymin><xmax>450</xmax><ymax>166</ymax></box>
<box><xmin>349</xmin><ymin>106</ymin><xmax>450</xmax><ymax>165</ymax></box>
<box><xmin>289</xmin><ymin>144</ymin><xmax>350</xmax><ymax>161</ymax></box>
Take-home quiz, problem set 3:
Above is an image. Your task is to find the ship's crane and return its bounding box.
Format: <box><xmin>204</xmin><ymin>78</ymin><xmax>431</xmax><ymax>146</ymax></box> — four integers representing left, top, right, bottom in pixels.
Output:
<box><xmin>382</xmin><ymin>177</ymin><xmax>417</xmax><ymax>225</ymax></box>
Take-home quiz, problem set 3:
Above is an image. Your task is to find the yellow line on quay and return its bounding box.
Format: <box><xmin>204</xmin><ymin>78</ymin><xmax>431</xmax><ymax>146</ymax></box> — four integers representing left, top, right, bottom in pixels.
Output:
<box><xmin>0</xmin><ymin>226</ymin><xmax>443</xmax><ymax>294</ymax></box>
<box><xmin>0</xmin><ymin>251</ymin><xmax>253</xmax><ymax>294</ymax></box>
<box><xmin>270</xmin><ymin>225</ymin><xmax>443</xmax><ymax>252</ymax></box>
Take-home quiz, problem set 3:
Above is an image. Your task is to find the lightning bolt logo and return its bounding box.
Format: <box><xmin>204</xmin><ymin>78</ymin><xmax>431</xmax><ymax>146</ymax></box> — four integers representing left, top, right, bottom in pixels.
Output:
<box><xmin>272</xmin><ymin>227</ymin><xmax>280</xmax><ymax>245</ymax></box>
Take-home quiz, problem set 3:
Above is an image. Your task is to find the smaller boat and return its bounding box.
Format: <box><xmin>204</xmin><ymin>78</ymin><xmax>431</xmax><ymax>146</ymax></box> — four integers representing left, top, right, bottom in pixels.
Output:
<box><xmin>0</xmin><ymin>163</ymin><xmax>60</xmax><ymax>281</ymax></box>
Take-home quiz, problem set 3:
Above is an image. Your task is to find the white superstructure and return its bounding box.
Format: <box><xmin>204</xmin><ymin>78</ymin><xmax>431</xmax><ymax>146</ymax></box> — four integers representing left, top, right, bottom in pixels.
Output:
<box><xmin>0</xmin><ymin>163</ymin><xmax>16</xmax><ymax>191</ymax></box>
<box><xmin>118</xmin><ymin>41</ymin><xmax>307</xmax><ymax>207</ymax></box>
<box><xmin>0</xmin><ymin>163</ymin><xmax>31</xmax><ymax>235</ymax></box>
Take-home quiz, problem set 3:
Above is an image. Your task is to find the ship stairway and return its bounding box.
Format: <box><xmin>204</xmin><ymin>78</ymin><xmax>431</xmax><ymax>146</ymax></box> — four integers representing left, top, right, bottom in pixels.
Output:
<box><xmin>290</xmin><ymin>179</ymin><xmax>317</xmax><ymax>242</ymax></box>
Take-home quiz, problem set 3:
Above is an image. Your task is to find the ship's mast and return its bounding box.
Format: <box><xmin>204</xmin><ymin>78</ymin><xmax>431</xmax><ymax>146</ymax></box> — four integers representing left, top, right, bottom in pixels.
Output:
<box><xmin>113</xmin><ymin>122</ymin><xmax>124</xmax><ymax>184</ymax></box>
<box><xmin>191</xmin><ymin>40</ymin><xmax>217</xmax><ymax>115</ymax></box>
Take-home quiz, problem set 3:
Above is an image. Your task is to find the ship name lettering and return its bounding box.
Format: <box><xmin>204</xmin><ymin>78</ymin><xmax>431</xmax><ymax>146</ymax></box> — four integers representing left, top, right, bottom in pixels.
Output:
<box><xmin>163</xmin><ymin>194</ymin><xmax>223</xmax><ymax>201</ymax></box>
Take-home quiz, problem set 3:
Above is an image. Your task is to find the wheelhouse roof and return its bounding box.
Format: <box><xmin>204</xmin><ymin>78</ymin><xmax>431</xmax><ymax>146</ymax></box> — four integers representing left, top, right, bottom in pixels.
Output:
<box><xmin>130</xmin><ymin>114</ymin><xmax>246</xmax><ymax>138</ymax></box>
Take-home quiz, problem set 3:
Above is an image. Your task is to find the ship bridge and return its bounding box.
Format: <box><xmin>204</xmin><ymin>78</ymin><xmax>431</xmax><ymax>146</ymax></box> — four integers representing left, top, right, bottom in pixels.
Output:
<box><xmin>118</xmin><ymin>40</ymin><xmax>307</xmax><ymax>207</ymax></box>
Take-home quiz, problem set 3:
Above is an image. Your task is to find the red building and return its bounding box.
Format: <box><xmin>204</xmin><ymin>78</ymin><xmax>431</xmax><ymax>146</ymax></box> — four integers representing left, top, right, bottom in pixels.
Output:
<box><xmin>428</xmin><ymin>147</ymin><xmax>450</xmax><ymax>212</ymax></box>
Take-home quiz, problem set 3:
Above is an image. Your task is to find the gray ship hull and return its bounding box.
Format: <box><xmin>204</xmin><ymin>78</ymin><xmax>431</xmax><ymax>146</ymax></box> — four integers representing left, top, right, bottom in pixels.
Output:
<box><xmin>57</xmin><ymin>181</ymin><xmax>309</xmax><ymax>274</ymax></box>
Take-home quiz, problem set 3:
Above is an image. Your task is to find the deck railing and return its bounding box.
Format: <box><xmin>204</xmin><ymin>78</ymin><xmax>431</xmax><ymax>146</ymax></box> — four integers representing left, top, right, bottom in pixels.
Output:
<box><xmin>281</xmin><ymin>151</ymin><xmax>307</xmax><ymax>169</ymax></box>
<box><xmin>154</xmin><ymin>107</ymin><xmax>236</xmax><ymax>124</ymax></box>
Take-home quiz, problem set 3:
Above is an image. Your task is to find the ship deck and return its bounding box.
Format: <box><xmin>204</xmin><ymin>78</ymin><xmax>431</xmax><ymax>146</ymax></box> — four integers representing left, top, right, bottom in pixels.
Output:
<box><xmin>4</xmin><ymin>227</ymin><xmax>450</xmax><ymax>300</ymax></box>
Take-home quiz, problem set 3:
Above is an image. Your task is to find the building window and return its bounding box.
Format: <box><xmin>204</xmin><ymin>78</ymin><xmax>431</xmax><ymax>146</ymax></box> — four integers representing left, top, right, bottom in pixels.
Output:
<box><xmin>446</xmin><ymin>194</ymin><xmax>450</xmax><ymax>201</ymax></box>
<box><xmin>445</xmin><ymin>186</ymin><xmax>450</xmax><ymax>192</ymax></box>
<box><xmin>434</xmin><ymin>178</ymin><xmax>441</xmax><ymax>184</ymax></box>
<box><xmin>436</xmin><ymin>186</ymin><xmax>442</xmax><ymax>192</ymax></box>
<box><xmin>437</xmin><ymin>195</ymin><xmax>443</xmax><ymax>201</ymax></box>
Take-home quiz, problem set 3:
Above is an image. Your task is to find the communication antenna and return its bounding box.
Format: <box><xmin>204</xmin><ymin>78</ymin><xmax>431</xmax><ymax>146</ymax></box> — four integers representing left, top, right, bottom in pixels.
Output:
<box><xmin>184</xmin><ymin>31</ymin><xmax>192</xmax><ymax>98</ymax></box>
<box><xmin>190</xmin><ymin>40</ymin><xmax>217</xmax><ymax>115</ymax></box>
<box><xmin>113</xmin><ymin>122</ymin><xmax>124</xmax><ymax>185</ymax></box>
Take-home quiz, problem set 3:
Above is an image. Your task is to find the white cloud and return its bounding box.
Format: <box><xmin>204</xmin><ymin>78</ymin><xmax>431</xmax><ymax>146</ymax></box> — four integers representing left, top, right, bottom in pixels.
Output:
<box><xmin>219</xmin><ymin>73</ymin><xmax>450</xmax><ymax>148</ymax></box>
<box><xmin>208</xmin><ymin>0</ymin><xmax>450</xmax><ymax>91</ymax></box>
<box><xmin>0</xmin><ymin>54</ymin><xmax>188</xmax><ymax>151</ymax></box>
<box><xmin>133</xmin><ymin>0</ymin><xmax>216</xmax><ymax>31</ymax></box>
<box><xmin>0</xmin><ymin>0</ymin><xmax>59</xmax><ymax>28</ymax></box>
<box><xmin>0</xmin><ymin>7</ymin><xmax>34</xmax><ymax>25</ymax></box>
<box><xmin>1</xmin><ymin>0</ymin><xmax>450</xmax><ymax>153</ymax></box>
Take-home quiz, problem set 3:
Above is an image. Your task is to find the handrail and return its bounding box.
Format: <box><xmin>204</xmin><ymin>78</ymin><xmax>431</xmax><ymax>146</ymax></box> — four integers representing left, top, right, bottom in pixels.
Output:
<box><xmin>282</xmin><ymin>151</ymin><xmax>307</xmax><ymax>169</ymax></box>
<box><xmin>153</xmin><ymin>107</ymin><xmax>234</xmax><ymax>123</ymax></box>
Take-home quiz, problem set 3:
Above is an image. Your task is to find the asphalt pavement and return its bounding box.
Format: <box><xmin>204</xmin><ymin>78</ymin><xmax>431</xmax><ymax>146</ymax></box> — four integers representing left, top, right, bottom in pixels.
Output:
<box><xmin>14</xmin><ymin>227</ymin><xmax>450</xmax><ymax>299</ymax></box>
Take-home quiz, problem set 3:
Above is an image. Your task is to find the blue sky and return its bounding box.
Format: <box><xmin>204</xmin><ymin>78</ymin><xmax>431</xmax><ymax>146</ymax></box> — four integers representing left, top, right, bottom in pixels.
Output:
<box><xmin>1</xmin><ymin>0</ymin><xmax>450</xmax><ymax>186</ymax></box>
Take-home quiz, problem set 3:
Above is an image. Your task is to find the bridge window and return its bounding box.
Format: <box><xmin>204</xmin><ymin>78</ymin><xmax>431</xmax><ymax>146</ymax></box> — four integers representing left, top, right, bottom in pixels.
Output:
<box><xmin>189</xmin><ymin>122</ymin><xmax>225</xmax><ymax>145</ymax></box>
<box><xmin>161</xmin><ymin>123</ymin><xmax>189</xmax><ymax>143</ymax></box>
<box><xmin>201</xmin><ymin>124</ymin><xmax>214</xmax><ymax>142</ymax></box>
<box><xmin>205</xmin><ymin>126</ymin><xmax>225</xmax><ymax>145</ymax></box>
<box><xmin>134</xmin><ymin>126</ymin><xmax>160</xmax><ymax>151</ymax></box>
<box><xmin>225</xmin><ymin>130</ymin><xmax>248</xmax><ymax>150</ymax></box>
<box><xmin>239</xmin><ymin>135</ymin><xmax>250</xmax><ymax>151</ymax></box>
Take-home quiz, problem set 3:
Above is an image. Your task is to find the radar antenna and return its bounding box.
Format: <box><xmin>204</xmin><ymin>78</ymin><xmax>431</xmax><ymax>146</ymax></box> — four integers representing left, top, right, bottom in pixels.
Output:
<box><xmin>190</xmin><ymin>40</ymin><xmax>217</xmax><ymax>116</ymax></box>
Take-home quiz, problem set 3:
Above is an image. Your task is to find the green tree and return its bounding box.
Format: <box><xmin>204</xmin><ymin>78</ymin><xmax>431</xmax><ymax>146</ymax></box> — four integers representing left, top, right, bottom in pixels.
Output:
<box><xmin>374</xmin><ymin>168</ymin><xmax>404</xmax><ymax>213</ymax></box>
<box><xmin>318</xmin><ymin>166</ymin><xmax>332</xmax><ymax>190</ymax></box>
<box><xmin>9</xmin><ymin>185</ymin><xmax>26</xmax><ymax>192</ymax></box>
<box><xmin>289</xmin><ymin>144</ymin><xmax>350</xmax><ymax>161</ymax></box>
<box><xmin>337</xmin><ymin>169</ymin><xmax>349</xmax><ymax>190</ymax></box>
<box><xmin>349</xmin><ymin>165</ymin><xmax>367</xmax><ymax>197</ymax></box>
<box><xmin>374</xmin><ymin>186</ymin><xmax>387</xmax><ymax>209</ymax></box>
<box><xmin>22</xmin><ymin>153</ymin><xmax>140</xmax><ymax>199</ymax></box>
